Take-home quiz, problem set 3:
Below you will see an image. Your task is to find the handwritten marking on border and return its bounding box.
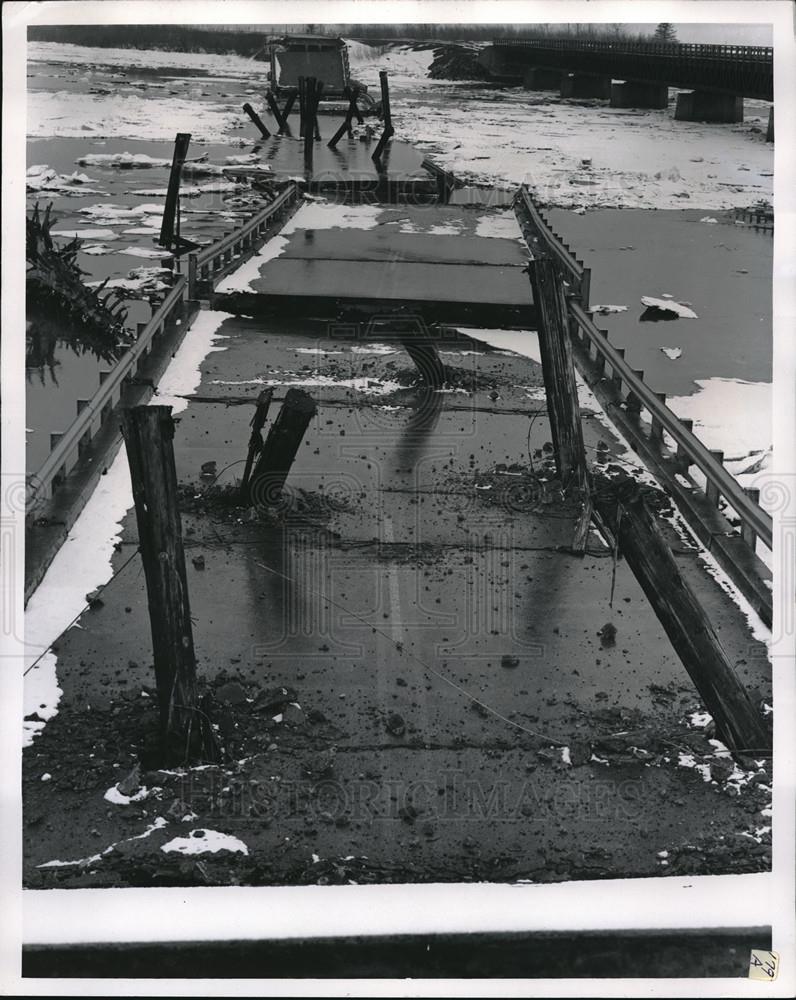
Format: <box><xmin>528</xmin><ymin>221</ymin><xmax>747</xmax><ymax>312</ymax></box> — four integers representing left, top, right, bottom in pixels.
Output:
<box><xmin>749</xmin><ymin>950</ymin><xmax>779</xmax><ymax>981</ymax></box>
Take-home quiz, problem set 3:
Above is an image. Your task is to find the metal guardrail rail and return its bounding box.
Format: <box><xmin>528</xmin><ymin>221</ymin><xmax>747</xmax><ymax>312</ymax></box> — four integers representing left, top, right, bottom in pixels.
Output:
<box><xmin>26</xmin><ymin>276</ymin><xmax>188</xmax><ymax>510</ymax></box>
<box><xmin>513</xmin><ymin>185</ymin><xmax>772</xmax><ymax>555</ymax></box>
<box><xmin>27</xmin><ymin>184</ymin><xmax>302</xmax><ymax>512</ymax></box>
<box><xmin>188</xmin><ymin>182</ymin><xmax>300</xmax><ymax>297</ymax></box>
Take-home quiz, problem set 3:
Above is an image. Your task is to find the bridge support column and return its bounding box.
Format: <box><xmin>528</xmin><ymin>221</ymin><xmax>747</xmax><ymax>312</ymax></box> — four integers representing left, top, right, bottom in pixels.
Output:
<box><xmin>523</xmin><ymin>67</ymin><xmax>563</xmax><ymax>91</ymax></box>
<box><xmin>766</xmin><ymin>106</ymin><xmax>774</xmax><ymax>142</ymax></box>
<box><xmin>561</xmin><ymin>73</ymin><xmax>611</xmax><ymax>100</ymax></box>
<box><xmin>674</xmin><ymin>90</ymin><xmax>744</xmax><ymax>123</ymax></box>
<box><xmin>610</xmin><ymin>81</ymin><xmax>669</xmax><ymax>109</ymax></box>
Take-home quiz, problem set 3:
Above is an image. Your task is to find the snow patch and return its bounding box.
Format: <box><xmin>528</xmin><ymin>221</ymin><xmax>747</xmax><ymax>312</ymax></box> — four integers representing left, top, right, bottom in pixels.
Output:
<box><xmin>161</xmin><ymin>829</ymin><xmax>249</xmax><ymax>856</ymax></box>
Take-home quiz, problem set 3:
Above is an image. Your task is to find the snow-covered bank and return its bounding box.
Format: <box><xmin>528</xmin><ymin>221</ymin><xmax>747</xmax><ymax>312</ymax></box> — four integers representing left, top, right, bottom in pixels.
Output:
<box><xmin>24</xmin><ymin>311</ymin><xmax>232</xmax><ymax>746</ymax></box>
<box><xmin>28</xmin><ymin>41</ymin><xmax>267</xmax><ymax>78</ymax></box>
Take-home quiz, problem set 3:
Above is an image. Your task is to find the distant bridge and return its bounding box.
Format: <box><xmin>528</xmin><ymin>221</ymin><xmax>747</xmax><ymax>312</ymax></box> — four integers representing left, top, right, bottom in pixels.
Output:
<box><xmin>479</xmin><ymin>38</ymin><xmax>773</xmax><ymax>102</ymax></box>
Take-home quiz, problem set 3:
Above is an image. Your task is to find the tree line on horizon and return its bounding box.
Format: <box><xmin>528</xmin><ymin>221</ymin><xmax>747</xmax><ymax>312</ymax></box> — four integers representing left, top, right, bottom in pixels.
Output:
<box><xmin>28</xmin><ymin>22</ymin><xmax>681</xmax><ymax>53</ymax></box>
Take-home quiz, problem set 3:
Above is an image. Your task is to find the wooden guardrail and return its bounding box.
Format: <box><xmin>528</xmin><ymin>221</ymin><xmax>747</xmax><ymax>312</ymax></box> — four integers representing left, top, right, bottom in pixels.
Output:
<box><xmin>513</xmin><ymin>184</ymin><xmax>772</xmax><ymax>563</ymax></box>
<box><xmin>26</xmin><ymin>276</ymin><xmax>188</xmax><ymax>510</ymax></box>
<box><xmin>188</xmin><ymin>182</ymin><xmax>300</xmax><ymax>297</ymax></box>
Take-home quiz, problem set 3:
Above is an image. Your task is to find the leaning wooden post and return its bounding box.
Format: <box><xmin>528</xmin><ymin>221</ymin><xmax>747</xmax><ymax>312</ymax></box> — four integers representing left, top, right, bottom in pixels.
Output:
<box><xmin>527</xmin><ymin>257</ymin><xmax>589</xmax><ymax>492</ymax></box>
<box><xmin>248</xmin><ymin>388</ymin><xmax>317</xmax><ymax>508</ymax></box>
<box><xmin>120</xmin><ymin>406</ymin><xmax>198</xmax><ymax>746</ymax></box>
<box><xmin>240</xmin><ymin>388</ymin><xmax>274</xmax><ymax>502</ymax></box>
<box><xmin>592</xmin><ymin>476</ymin><xmax>771</xmax><ymax>756</ymax></box>
<box><xmin>158</xmin><ymin>132</ymin><xmax>191</xmax><ymax>250</ymax></box>
<box><xmin>242</xmin><ymin>102</ymin><xmax>271</xmax><ymax>139</ymax></box>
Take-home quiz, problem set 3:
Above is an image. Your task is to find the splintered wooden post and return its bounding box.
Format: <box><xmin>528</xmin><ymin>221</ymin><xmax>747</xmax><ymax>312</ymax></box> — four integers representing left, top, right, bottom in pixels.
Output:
<box><xmin>592</xmin><ymin>481</ymin><xmax>771</xmax><ymax>755</ymax></box>
<box><xmin>249</xmin><ymin>388</ymin><xmax>317</xmax><ymax>507</ymax></box>
<box><xmin>527</xmin><ymin>257</ymin><xmax>588</xmax><ymax>492</ymax></box>
<box><xmin>158</xmin><ymin>132</ymin><xmax>191</xmax><ymax>249</ymax></box>
<box><xmin>242</xmin><ymin>102</ymin><xmax>271</xmax><ymax>139</ymax></box>
<box><xmin>313</xmin><ymin>80</ymin><xmax>324</xmax><ymax>139</ymax></box>
<box><xmin>372</xmin><ymin>71</ymin><xmax>395</xmax><ymax>161</ymax></box>
<box><xmin>240</xmin><ymin>388</ymin><xmax>274</xmax><ymax>501</ymax></box>
<box><xmin>379</xmin><ymin>70</ymin><xmax>393</xmax><ymax>131</ymax></box>
<box><xmin>298</xmin><ymin>76</ymin><xmax>307</xmax><ymax>138</ymax></box>
<box><xmin>303</xmin><ymin>77</ymin><xmax>316</xmax><ymax>173</ymax></box>
<box><xmin>120</xmin><ymin>406</ymin><xmax>198</xmax><ymax>744</ymax></box>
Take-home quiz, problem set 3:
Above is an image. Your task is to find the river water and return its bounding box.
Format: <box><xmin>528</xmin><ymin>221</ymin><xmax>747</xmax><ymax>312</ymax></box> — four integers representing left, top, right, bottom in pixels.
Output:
<box><xmin>25</xmin><ymin>38</ymin><xmax>773</xmax><ymax>481</ymax></box>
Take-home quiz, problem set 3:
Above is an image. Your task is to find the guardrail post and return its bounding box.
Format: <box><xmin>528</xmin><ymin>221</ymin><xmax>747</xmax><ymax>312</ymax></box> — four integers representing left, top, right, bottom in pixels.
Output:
<box><xmin>742</xmin><ymin>488</ymin><xmax>761</xmax><ymax>549</ymax></box>
<box><xmin>626</xmin><ymin>371</ymin><xmax>644</xmax><ymax>413</ymax></box>
<box><xmin>650</xmin><ymin>392</ymin><xmax>667</xmax><ymax>444</ymax></box>
<box><xmin>705</xmin><ymin>451</ymin><xmax>724</xmax><ymax>507</ymax></box>
<box><xmin>188</xmin><ymin>253</ymin><xmax>198</xmax><ymax>299</ymax></box>
<box><xmin>580</xmin><ymin>266</ymin><xmax>591</xmax><ymax>308</ymax></box>
<box><xmin>611</xmin><ymin>349</ymin><xmax>625</xmax><ymax>391</ymax></box>
<box><xmin>676</xmin><ymin>418</ymin><xmax>694</xmax><ymax>470</ymax></box>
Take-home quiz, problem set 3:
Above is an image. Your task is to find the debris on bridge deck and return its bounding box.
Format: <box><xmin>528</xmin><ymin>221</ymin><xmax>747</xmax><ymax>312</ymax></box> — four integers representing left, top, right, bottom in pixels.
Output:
<box><xmin>22</xmin><ymin>72</ymin><xmax>772</xmax><ymax>891</ymax></box>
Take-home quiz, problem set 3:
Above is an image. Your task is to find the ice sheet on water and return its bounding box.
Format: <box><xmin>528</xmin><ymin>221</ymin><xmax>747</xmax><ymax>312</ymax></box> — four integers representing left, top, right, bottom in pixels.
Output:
<box><xmin>641</xmin><ymin>296</ymin><xmax>698</xmax><ymax>319</ymax></box>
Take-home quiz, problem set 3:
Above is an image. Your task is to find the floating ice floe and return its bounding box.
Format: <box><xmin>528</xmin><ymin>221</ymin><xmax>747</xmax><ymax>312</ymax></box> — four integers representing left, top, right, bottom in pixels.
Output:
<box><xmin>589</xmin><ymin>304</ymin><xmax>627</xmax><ymax>315</ymax></box>
<box><xmin>641</xmin><ymin>296</ymin><xmax>698</xmax><ymax>319</ymax></box>
<box><xmin>79</xmin><ymin>202</ymin><xmax>164</xmax><ymax>222</ymax></box>
<box><xmin>88</xmin><ymin>265</ymin><xmax>171</xmax><ymax>295</ymax></box>
<box><xmin>81</xmin><ymin>243</ymin><xmax>115</xmax><ymax>256</ymax></box>
<box><xmin>161</xmin><ymin>829</ymin><xmax>249</xmax><ymax>855</ymax></box>
<box><xmin>136</xmin><ymin>180</ymin><xmax>245</xmax><ymax>197</ymax></box>
<box><xmin>660</xmin><ymin>347</ymin><xmax>683</xmax><ymax>360</ymax></box>
<box><xmin>116</xmin><ymin>245</ymin><xmax>172</xmax><ymax>259</ymax></box>
<box><xmin>26</xmin><ymin>164</ymin><xmax>103</xmax><ymax>194</ymax></box>
<box><xmin>50</xmin><ymin>228</ymin><xmax>119</xmax><ymax>240</ymax></box>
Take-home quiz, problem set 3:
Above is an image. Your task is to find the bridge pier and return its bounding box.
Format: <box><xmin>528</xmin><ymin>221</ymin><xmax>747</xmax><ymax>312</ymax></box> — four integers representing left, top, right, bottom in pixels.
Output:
<box><xmin>610</xmin><ymin>81</ymin><xmax>669</xmax><ymax>110</ymax></box>
<box><xmin>766</xmin><ymin>106</ymin><xmax>774</xmax><ymax>142</ymax></box>
<box><xmin>522</xmin><ymin>67</ymin><xmax>563</xmax><ymax>91</ymax></box>
<box><xmin>674</xmin><ymin>90</ymin><xmax>744</xmax><ymax>123</ymax></box>
<box><xmin>561</xmin><ymin>73</ymin><xmax>612</xmax><ymax>100</ymax></box>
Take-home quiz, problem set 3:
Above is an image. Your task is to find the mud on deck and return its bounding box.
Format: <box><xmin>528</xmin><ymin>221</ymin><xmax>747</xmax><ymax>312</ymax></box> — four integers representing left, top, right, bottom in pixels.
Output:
<box><xmin>23</xmin><ymin>316</ymin><xmax>772</xmax><ymax>888</ymax></box>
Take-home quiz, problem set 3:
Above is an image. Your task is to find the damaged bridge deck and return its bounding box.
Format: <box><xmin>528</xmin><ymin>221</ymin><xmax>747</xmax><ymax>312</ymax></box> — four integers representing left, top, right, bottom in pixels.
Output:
<box><xmin>23</xmin><ymin>121</ymin><xmax>772</xmax><ymax>889</ymax></box>
<box><xmin>24</xmin><ymin>310</ymin><xmax>772</xmax><ymax>887</ymax></box>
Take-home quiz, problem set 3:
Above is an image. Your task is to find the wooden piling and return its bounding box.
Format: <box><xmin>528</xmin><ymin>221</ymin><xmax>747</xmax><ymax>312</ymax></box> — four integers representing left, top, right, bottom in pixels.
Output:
<box><xmin>242</xmin><ymin>103</ymin><xmax>271</xmax><ymax>139</ymax></box>
<box><xmin>120</xmin><ymin>406</ymin><xmax>202</xmax><ymax>751</ymax></box>
<box><xmin>158</xmin><ymin>132</ymin><xmax>191</xmax><ymax>249</ymax></box>
<box><xmin>372</xmin><ymin>71</ymin><xmax>395</xmax><ymax>161</ymax></box>
<box><xmin>240</xmin><ymin>388</ymin><xmax>274</xmax><ymax>501</ymax></box>
<box><xmin>526</xmin><ymin>257</ymin><xmax>589</xmax><ymax>491</ymax></box>
<box><xmin>592</xmin><ymin>477</ymin><xmax>770</xmax><ymax>754</ymax></box>
<box><xmin>249</xmin><ymin>388</ymin><xmax>317</xmax><ymax>507</ymax></box>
